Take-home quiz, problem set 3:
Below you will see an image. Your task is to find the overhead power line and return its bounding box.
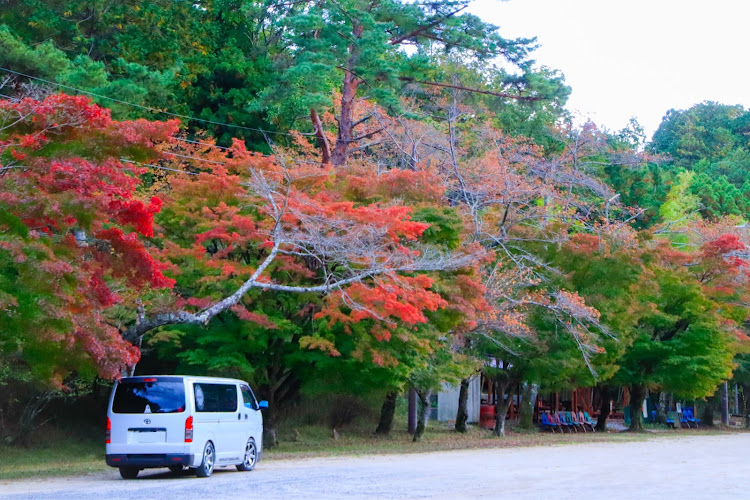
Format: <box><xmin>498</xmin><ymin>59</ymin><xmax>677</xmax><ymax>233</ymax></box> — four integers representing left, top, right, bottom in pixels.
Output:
<box><xmin>0</xmin><ymin>66</ymin><xmax>305</xmax><ymax>137</ymax></box>
<box><xmin>164</xmin><ymin>151</ymin><xmax>226</xmax><ymax>165</ymax></box>
<box><xmin>120</xmin><ymin>158</ymin><xmax>199</xmax><ymax>175</ymax></box>
<box><xmin>173</xmin><ymin>137</ymin><xmax>231</xmax><ymax>150</ymax></box>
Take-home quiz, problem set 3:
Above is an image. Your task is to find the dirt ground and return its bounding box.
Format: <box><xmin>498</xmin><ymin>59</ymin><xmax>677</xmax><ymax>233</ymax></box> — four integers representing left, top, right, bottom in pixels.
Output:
<box><xmin>1</xmin><ymin>433</ymin><xmax>748</xmax><ymax>499</ymax></box>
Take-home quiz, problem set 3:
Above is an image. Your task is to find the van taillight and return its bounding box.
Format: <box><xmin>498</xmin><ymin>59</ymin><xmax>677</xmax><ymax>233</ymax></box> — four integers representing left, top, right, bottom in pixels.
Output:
<box><xmin>185</xmin><ymin>416</ymin><xmax>193</xmax><ymax>443</ymax></box>
<box><xmin>106</xmin><ymin>417</ymin><xmax>111</xmax><ymax>444</ymax></box>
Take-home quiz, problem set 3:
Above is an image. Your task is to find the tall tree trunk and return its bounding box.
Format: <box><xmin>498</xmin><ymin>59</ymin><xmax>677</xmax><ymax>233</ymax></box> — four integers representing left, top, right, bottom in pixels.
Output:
<box><xmin>262</xmin><ymin>391</ymin><xmax>278</xmax><ymax>448</ymax></box>
<box><xmin>721</xmin><ymin>381</ymin><xmax>730</xmax><ymax>426</ymax></box>
<box><xmin>455</xmin><ymin>378</ymin><xmax>470</xmax><ymax>433</ymax></box>
<box><xmin>702</xmin><ymin>396</ymin><xmax>715</xmax><ymax>427</ymax></box>
<box><xmin>656</xmin><ymin>391</ymin><xmax>667</xmax><ymax>423</ymax></box>
<box><xmin>493</xmin><ymin>379</ymin><xmax>512</xmax><ymax>437</ymax></box>
<box><xmin>628</xmin><ymin>384</ymin><xmax>645</xmax><ymax>432</ymax></box>
<box><xmin>595</xmin><ymin>385</ymin><xmax>611</xmax><ymax>432</ymax></box>
<box><xmin>735</xmin><ymin>384</ymin><xmax>740</xmax><ymax>415</ymax></box>
<box><xmin>331</xmin><ymin>24</ymin><xmax>364</xmax><ymax>167</ymax></box>
<box><xmin>374</xmin><ymin>391</ymin><xmax>397</xmax><ymax>435</ymax></box>
<box><xmin>310</xmin><ymin>108</ymin><xmax>331</xmax><ymax>164</ymax></box>
<box><xmin>412</xmin><ymin>389</ymin><xmax>432</xmax><ymax>442</ymax></box>
<box><xmin>407</xmin><ymin>387</ymin><xmax>417</xmax><ymax>434</ymax></box>
<box><xmin>518</xmin><ymin>382</ymin><xmax>537</xmax><ymax>430</ymax></box>
<box><xmin>743</xmin><ymin>385</ymin><xmax>750</xmax><ymax>429</ymax></box>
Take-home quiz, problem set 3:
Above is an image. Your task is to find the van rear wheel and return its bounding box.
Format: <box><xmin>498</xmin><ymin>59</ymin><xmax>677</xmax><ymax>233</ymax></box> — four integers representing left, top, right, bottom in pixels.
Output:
<box><xmin>236</xmin><ymin>438</ymin><xmax>258</xmax><ymax>472</ymax></box>
<box><xmin>195</xmin><ymin>441</ymin><xmax>215</xmax><ymax>478</ymax></box>
<box><xmin>119</xmin><ymin>467</ymin><xmax>139</xmax><ymax>479</ymax></box>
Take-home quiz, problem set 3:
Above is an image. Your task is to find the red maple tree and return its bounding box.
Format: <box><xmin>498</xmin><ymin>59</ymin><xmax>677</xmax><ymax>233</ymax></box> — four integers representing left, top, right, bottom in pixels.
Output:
<box><xmin>0</xmin><ymin>94</ymin><xmax>178</xmax><ymax>383</ymax></box>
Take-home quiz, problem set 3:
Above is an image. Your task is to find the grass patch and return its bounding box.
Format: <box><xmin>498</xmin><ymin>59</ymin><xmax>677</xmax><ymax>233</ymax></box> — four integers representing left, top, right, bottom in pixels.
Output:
<box><xmin>263</xmin><ymin>421</ymin><xmax>737</xmax><ymax>460</ymax></box>
<box><xmin>0</xmin><ymin>429</ymin><xmax>107</xmax><ymax>480</ymax></box>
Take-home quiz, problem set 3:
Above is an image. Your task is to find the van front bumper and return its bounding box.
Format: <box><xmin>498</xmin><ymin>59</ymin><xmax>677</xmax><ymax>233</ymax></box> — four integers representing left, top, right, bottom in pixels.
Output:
<box><xmin>106</xmin><ymin>454</ymin><xmax>194</xmax><ymax>468</ymax></box>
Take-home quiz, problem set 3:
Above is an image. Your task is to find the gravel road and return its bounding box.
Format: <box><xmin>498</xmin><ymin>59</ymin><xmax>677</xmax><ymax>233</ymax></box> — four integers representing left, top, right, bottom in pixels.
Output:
<box><xmin>2</xmin><ymin>434</ymin><xmax>748</xmax><ymax>499</ymax></box>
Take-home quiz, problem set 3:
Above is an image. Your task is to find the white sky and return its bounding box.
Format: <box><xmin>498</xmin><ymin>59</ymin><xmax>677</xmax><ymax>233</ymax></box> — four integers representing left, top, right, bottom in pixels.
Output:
<box><xmin>470</xmin><ymin>0</ymin><xmax>750</xmax><ymax>140</ymax></box>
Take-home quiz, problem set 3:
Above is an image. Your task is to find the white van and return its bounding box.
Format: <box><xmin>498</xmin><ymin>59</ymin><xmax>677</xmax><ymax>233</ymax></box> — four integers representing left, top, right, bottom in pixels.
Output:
<box><xmin>105</xmin><ymin>375</ymin><xmax>266</xmax><ymax>479</ymax></box>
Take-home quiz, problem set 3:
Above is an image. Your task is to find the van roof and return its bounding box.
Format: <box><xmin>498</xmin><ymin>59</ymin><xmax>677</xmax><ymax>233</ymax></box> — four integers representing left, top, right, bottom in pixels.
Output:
<box><xmin>120</xmin><ymin>375</ymin><xmax>249</xmax><ymax>385</ymax></box>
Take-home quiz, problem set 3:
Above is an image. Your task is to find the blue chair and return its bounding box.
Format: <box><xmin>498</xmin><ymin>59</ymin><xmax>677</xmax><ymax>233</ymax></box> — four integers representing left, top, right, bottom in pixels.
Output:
<box><xmin>567</xmin><ymin>411</ymin><xmax>586</xmax><ymax>432</ymax></box>
<box><xmin>691</xmin><ymin>409</ymin><xmax>701</xmax><ymax>425</ymax></box>
<box><xmin>540</xmin><ymin>412</ymin><xmax>560</xmax><ymax>433</ymax></box>
<box><xmin>562</xmin><ymin>411</ymin><xmax>581</xmax><ymax>432</ymax></box>
<box><xmin>684</xmin><ymin>408</ymin><xmax>701</xmax><ymax>427</ymax></box>
<box><xmin>679</xmin><ymin>411</ymin><xmax>693</xmax><ymax>428</ymax></box>
<box><xmin>552</xmin><ymin>412</ymin><xmax>572</xmax><ymax>432</ymax></box>
<box><xmin>583</xmin><ymin>411</ymin><xmax>596</xmax><ymax>425</ymax></box>
<box><xmin>582</xmin><ymin>411</ymin><xmax>597</xmax><ymax>431</ymax></box>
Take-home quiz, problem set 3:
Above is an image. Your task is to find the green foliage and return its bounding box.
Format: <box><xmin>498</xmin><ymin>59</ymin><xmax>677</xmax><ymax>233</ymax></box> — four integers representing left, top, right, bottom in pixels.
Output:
<box><xmin>614</xmin><ymin>268</ymin><xmax>734</xmax><ymax>399</ymax></box>
<box><xmin>489</xmin><ymin>66</ymin><xmax>571</xmax><ymax>149</ymax></box>
<box><xmin>0</xmin><ymin>0</ymin><xmax>207</xmax><ymax>69</ymax></box>
<box><xmin>603</xmin><ymin>161</ymin><xmax>670</xmax><ymax>228</ymax></box>
<box><xmin>658</xmin><ymin>170</ymin><xmax>700</xmax><ymax>235</ymax></box>
<box><xmin>0</xmin><ymin>25</ymin><xmax>71</xmax><ymax>78</ymax></box>
<box><xmin>649</xmin><ymin>101</ymin><xmax>750</xmax><ymax>222</ymax></box>
<box><xmin>651</xmin><ymin>102</ymin><xmax>746</xmax><ymax>166</ymax></box>
<box><xmin>0</xmin><ymin>25</ymin><xmax>181</xmax><ymax>119</ymax></box>
<box><xmin>411</xmin><ymin>207</ymin><xmax>463</xmax><ymax>249</ymax></box>
<box><xmin>150</xmin><ymin>294</ymin><xmax>312</xmax><ymax>387</ymax></box>
<box><xmin>0</xmin><ymin>0</ymin><xmax>567</xmax><ymax>152</ymax></box>
<box><xmin>689</xmin><ymin>173</ymin><xmax>750</xmax><ymax>219</ymax></box>
<box><xmin>540</xmin><ymin>237</ymin><xmax>646</xmax><ymax>387</ymax></box>
<box><xmin>732</xmin><ymin>353</ymin><xmax>750</xmax><ymax>388</ymax></box>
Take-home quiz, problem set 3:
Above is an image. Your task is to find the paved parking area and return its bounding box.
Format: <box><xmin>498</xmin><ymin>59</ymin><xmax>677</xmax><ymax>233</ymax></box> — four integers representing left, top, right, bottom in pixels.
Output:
<box><xmin>2</xmin><ymin>433</ymin><xmax>748</xmax><ymax>499</ymax></box>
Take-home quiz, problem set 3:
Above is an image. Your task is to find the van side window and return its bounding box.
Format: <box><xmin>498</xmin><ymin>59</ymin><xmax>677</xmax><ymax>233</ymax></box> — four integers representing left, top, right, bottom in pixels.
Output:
<box><xmin>241</xmin><ymin>385</ymin><xmax>258</xmax><ymax>410</ymax></box>
<box><xmin>193</xmin><ymin>383</ymin><xmax>238</xmax><ymax>412</ymax></box>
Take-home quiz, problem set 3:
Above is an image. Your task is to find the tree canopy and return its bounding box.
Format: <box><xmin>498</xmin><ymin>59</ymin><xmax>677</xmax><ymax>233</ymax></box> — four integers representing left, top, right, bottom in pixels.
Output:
<box><xmin>1</xmin><ymin>0</ymin><xmax>749</xmax><ymax>441</ymax></box>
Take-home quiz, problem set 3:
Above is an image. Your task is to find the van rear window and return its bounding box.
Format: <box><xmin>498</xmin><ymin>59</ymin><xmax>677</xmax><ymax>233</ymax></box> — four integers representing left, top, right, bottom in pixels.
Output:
<box><xmin>112</xmin><ymin>380</ymin><xmax>186</xmax><ymax>414</ymax></box>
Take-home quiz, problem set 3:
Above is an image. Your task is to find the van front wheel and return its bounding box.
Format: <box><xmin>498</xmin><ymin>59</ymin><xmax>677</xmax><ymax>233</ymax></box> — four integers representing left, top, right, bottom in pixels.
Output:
<box><xmin>236</xmin><ymin>438</ymin><xmax>258</xmax><ymax>472</ymax></box>
<box><xmin>195</xmin><ymin>441</ymin><xmax>215</xmax><ymax>478</ymax></box>
<box><xmin>119</xmin><ymin>467</ymin><xmax>139</xmax><ymax>479</ymax></box>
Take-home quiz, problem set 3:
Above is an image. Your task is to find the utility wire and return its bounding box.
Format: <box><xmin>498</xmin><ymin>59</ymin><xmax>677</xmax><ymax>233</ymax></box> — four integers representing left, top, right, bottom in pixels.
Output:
<box><xmin>164</xmin><ymin>151</ymin><xmax>226</xmax><ymax>165</ymax></box>
<box><xmin>170</xmin><ymin>137</ymin><xmax>272</xmax><ymax>157</ymax></box>
<box><xmin>120</xmin><ymin>158</ymin><xmax>199</xmax><ymax>175</ymax></box>
<box><xmin>0</xmin><ymin>66</ymin><xmax>309</xmax><ymax>138</ymax></box>
<box><xmin>173</xmin><ymin>137</ymin><xmax>231</xmax><ymax>150</ymax></box>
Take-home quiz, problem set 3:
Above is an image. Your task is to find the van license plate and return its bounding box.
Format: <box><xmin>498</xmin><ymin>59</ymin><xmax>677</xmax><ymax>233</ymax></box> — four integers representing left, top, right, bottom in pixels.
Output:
<box><xmin>128</xmin><ymin>428</ymin><xmax>167</xmax><ymax>444</ymax></box>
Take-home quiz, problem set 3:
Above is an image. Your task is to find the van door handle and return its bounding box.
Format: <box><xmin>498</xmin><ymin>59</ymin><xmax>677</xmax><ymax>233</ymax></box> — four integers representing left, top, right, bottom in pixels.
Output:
<box><xmin>244</xmin><ymin>414</ymin><xmax>248</xmax><ymax>420</ymax></box>
<box><xmin>238</xmin><ymin>413</ymin><xmax>241</xmax><ymax>420</ymax></box>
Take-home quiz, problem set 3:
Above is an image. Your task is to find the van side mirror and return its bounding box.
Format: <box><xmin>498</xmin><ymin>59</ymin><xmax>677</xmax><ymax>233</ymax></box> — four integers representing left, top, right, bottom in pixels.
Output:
<box><xmin>258</xmin><ymin>400</ymin><xmax>268</xmax><ymax>409</ymax></box>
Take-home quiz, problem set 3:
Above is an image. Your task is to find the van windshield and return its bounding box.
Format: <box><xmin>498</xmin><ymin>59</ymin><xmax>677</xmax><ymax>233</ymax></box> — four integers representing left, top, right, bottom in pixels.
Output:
<box><xmin>112</xmin><ymin>380</ymin><xmax>186</xmax><ymax>414</ymax></box>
